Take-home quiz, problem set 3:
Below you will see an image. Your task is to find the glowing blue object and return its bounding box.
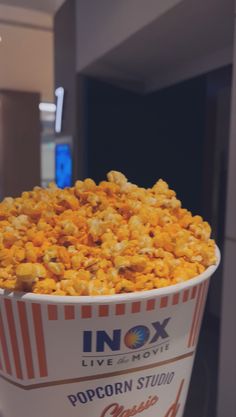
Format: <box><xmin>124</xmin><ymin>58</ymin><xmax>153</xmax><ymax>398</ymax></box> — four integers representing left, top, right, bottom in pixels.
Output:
<box><xmin>55</xmin><ymin>144</ymin><xmax>72</xmax><ymax>188</ymax></box>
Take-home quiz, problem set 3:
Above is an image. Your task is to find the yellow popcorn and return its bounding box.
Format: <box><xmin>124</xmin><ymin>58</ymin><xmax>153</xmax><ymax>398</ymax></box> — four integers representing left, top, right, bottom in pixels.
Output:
<box><xmin>46</xmin><ymin>262</ymin><xmax>64</xmax><ymax>276</ymax></box>
<box><xmin>129</xmin><ymin>255</ymin><xmax>147</xmax><ymax>272</ymax></box>
<box><xmin>13</xmin><ymin>247</ymin><xmax>26</xmax><ymax>263</ymax></box>
<box><xmin>73</xmin><ymin>279</ymin><xmax>89</xmax><ymax>295</ymax></box>
<box><xmin>107</xmin><ymin>171</ymin><xmax>127</xmax><ymax>186</ymax></box>
<box><xmin>0</xmin><ymin>171</ymin><xmax>217</xmax><ymax>295</ymax></box>
<box><xmin>71</xmin><ymin>254</ymin><xmax>84</xmax><ymax>269</ymax></box>
<box><xmin>16</xmin><ymin>263</ymin><xmax>46</xmax><ymax>283</ymax></box>
<box><xmin>115</xmin><ymin>279</ymin><xmax>135</xmax><ymax>293</ymax></box>
<box><xmin>0</xmin><ymin>248</ymin><xmax>13</xmax><ymax>267</ymax></box>
<box><xmin>60</xmin><ymin>220</ymin><xmax>78</xmax><ymax>236</ymax></box>
<box><xmin>154</xmin><ymin>260</ymin><xmax>170</xmax><ymax>278</ymax></box>
<box><xmin>25</xmin><ymin>242</ymin><xmax>39</xmax><ymax>262</ymax></box>
<box><xmin>33</xmin><ymin>278</ymin><xmax>57</xmax><ymax>294</ymax></box>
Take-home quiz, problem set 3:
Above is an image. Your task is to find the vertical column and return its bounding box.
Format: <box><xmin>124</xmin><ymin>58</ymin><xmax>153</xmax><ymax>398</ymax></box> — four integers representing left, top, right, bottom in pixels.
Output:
<box><xmin>0</xmin><ymin>90</ymin><xmax>40</xmax><ymax>198</ymax></box>
<box><xmin>54</xmin><ymin>0</ymin><xmax>88</xmax><ymax>181</ymax></box>
<box><xmin>217</xmin><ymin>12</ymin><xmax>236</xmax><ymax>417</ymax></box>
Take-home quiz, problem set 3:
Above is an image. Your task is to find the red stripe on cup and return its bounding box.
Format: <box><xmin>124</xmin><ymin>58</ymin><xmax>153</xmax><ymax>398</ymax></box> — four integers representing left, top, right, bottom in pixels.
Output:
<box><xmin>0</xmin><ymin>352</ymin><xmax>3</xmax><ymax>370</ymax></box>
<box><xmin>0</xmin><ymin>307</ymin><xmax>12</xmax><ymax>375</ymax></box>
<box><xmin>64</xmin><ymin>305</ymin><xmax>75</xmax><ymax>320</ymax></box>
<box><xmin>160</xmin><ymin>296</ymin><xmax>168</xmax><ymax>308</ymax></box>
<box><xmin>192</xmin><ymin>281</ymin><xmax>209</xmax><ymax>347</ymax></box>
<box><xmin>4</xmin><ymin>299</ymin><xmax>23</xmax><ymax>379</ymax></box>
<box><xmin>183</xmin><ymin>289</ymin><xmax>190</xmax><ymax>303</ymax></box>
<box><xmin>17</xmin><ymin>301</ymin><xmax>35</xmax><ymax>379</ymax></box>
<box><xmin>81</xmin><ymin>305</ymin><xmax>92</xmax><ymax>319</ymax></box>
<box><xmin>190</xmin><ymin>283</ymin><xmax>206</xmax><ymax>347</ymax></box>
<box><xmin>146</xmin><ymin>299</ymin><xmax>155</xmax><ymax>311</ymax></box>
<box><xmin>189</xmin><ymin>283</ymin><xmax>205</xmax><ymax>347</ymax></box>
<box><xmin>174</xmin><ymin>379</ymin><xmax>185</xmax><ymax>410</ymax></box>
<box><xmin>191</xmin><ymin>286</ymin><xmax>197</xmax><ymax>299</ymax></box>
<box><xmin>172</xmin><ymin>293</ymin><xmax>179</xmax><ymax>305</ymax></box>
<box><xmin>32</xmin><ymin>304</ymin><xmax>48</xmax><ymax>377</ymax></box>
<box><xmin>188</xmin><ymin>284</ymin><xmax>203</xmax><ymax>348</ymax></box>
<box><xmin>48</xmin><ymin>305</ymin><xmax>58</xmax><ymax>321</ymax></box>
<box><xmin>99</xmin><ymin>305</ymin><xmax>109</xmax><ymax>317</ymax></box>
<box><xmin>115</xmin><ymin>304</ymin><xmax>125</xmax><ymax>315</ymax></box>
<box><xmin>131</xmin><ymin>302</ymin><xmax>141</xmax><ymax>313</ymax></box>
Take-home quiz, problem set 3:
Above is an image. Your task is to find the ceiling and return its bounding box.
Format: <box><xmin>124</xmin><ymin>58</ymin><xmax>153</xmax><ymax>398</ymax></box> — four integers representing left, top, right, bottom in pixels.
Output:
<box><xmin>0</xmin><ymin>0</ymin><xmax>65</xmax><ymax>14</ymax></box>
<box><xmin>83</xmin><ymin>0</ymin><xmax>234</xmax><ymax>92</ymax></box>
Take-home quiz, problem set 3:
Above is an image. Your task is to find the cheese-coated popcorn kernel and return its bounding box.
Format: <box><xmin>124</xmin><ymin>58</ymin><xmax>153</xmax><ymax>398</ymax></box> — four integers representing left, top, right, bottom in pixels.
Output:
<box><xmin>0</xmin><ymin>171</ymin><xmax>216</xmax><ymax>295</ymax></box>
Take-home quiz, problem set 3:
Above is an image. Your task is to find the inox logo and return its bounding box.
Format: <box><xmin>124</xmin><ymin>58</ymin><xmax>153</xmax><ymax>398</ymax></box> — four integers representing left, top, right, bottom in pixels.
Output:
<box><xmin>83</xmin><ymin>318</ymin><xmax>170</xmax><ymax>352</ymax></box>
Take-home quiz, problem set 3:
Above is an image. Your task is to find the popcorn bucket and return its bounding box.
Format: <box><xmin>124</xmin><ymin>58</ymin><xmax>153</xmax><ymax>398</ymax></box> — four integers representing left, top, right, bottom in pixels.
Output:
<box><xmin>0</xmin><ymin>248</ymin><xmax>220</xmax><ymax>417</ymax></box>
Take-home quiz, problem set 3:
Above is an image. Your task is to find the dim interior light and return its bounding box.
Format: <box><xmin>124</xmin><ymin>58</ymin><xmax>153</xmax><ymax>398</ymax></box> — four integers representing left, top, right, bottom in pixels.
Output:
<box><xmin>39</xmin><ymin>102</ymin><xmax>56</xmax><ymax>112</ymax></box>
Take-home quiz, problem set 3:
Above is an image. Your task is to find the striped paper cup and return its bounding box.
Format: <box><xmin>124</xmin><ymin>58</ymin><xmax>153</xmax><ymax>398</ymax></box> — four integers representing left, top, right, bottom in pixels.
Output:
<box><xmin>0</xmin><ymin>247</ymin><xmax>220</xmax><ymax>417</ymax></box>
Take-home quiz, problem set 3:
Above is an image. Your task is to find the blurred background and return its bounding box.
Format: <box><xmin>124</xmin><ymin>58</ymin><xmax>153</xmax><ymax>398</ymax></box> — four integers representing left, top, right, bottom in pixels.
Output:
<box><xmin>0</xmin><ymin>1</ymin><xmax>236</xmax><ymax>416</ymax></box>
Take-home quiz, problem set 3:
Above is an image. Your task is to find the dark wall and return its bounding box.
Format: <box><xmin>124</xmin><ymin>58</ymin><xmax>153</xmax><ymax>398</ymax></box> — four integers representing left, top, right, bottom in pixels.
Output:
<box><xmin>54</xmin><ymin>0</ymin><xmax>87</xmax><ymax>179</ymax></box>
<box><xmin>87</xmin><ymin>80</ymin><xmax>144</xmax><ymax>185</ymax></box>
<box><xmin>145</xmin><ymin>79</ymin><xmax>206</xmax><ymax>215</ymax></box>
<box><xmin>0</xmin><ymin>90</ymin><xmax>40</xmax><ymax>198</ymax></box>
<box><xmin>203</xmin><ymin>66</ymin><xmax>232</xmax><ymax>243</ymax></box>
<box><xmin>54</xmin><ymin>0</ymin><xmax>76</xmax><ymax>137</ymax></box>
<box><xmin>86</xmin><ymin>77</ymin><xmax>207</xmax><ymax>215</ymax></box>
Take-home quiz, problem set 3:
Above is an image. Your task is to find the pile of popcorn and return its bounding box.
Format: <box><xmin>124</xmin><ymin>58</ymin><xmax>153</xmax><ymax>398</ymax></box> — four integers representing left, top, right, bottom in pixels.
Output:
<box><xmin>0</xmin><ymin>171</ymin><xmax>216</xmax><ymax>296</ymax></box>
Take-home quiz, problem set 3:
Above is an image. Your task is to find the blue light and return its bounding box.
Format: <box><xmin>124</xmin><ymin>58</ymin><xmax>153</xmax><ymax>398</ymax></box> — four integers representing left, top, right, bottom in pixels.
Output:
<box><xmin>55</xmin><ymin>144</ymin><xmax>72</xmax><ymax>188</ymax></box>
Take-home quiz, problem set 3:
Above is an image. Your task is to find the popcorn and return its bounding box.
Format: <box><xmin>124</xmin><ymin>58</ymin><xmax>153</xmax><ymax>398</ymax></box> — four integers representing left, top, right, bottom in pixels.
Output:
<box><xmin>46</xmin><ymin>262</ymin><xmax>64</xmax><ymax>276</ymax></box>
<box><xmin>107</xmin><ymin>171</ymin><xmax>127</xmax><ymax>186</ymax></box>
<box><xmin>16</xmin><ymin>263</ymin><xmax>46</xmax><ymax>283</ymax></box>
<box><xmin>0</xmin><ymin>171</ymin><xmax>216</xmax><ymax>295</ymax></box>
